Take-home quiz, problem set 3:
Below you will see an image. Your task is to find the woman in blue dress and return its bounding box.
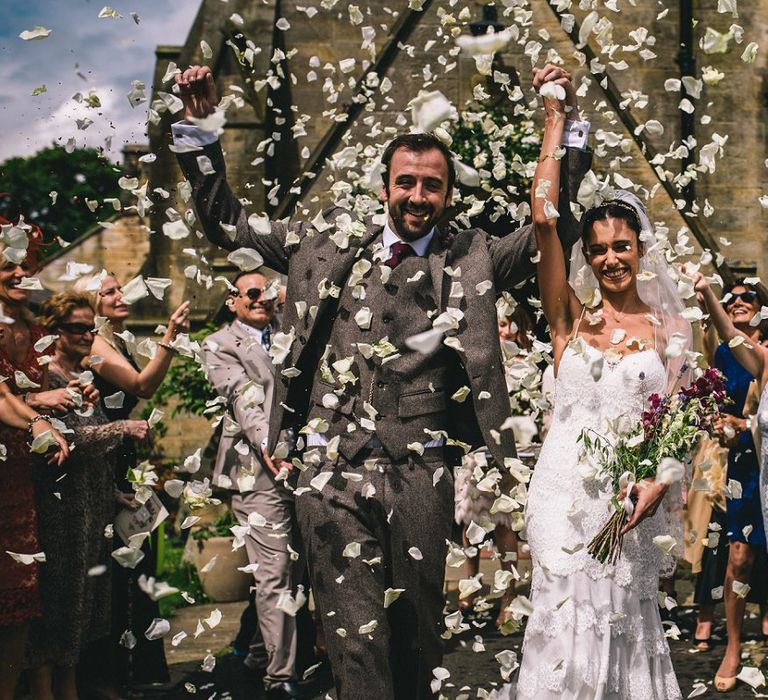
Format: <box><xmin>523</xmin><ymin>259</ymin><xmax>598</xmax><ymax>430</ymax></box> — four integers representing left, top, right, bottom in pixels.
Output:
<box><xmin>693</xmin><ymin>281</ymin><xmax>768</xmax><ymax>689</ymax></box>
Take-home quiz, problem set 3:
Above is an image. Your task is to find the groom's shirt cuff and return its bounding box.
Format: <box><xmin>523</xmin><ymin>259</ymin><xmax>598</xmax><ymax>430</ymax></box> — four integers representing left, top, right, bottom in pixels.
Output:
<box><xmin>172</xmin><ymin>121</ymin><xmax>219</xmax><ymax>148</ymax></box>
<box><xmin>562</xmin><ymin>119</ymin><xmax>590</xmax><ymax>150</ymax></box>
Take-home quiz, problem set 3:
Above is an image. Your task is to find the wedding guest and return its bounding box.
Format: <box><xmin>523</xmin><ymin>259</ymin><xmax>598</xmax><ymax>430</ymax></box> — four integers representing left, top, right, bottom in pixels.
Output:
<box><xmin>684</xmin><ymin>436</ymin><xmax>729</xmax><ymax>647</ymax></box>
<box><xmin>204</xmin><ymin>271</ymin><xmax>305</xmax><ymax>698</ymax></box>
<box><xmin>454</xmin><ymin>305</ymin><xmax>538</xmax><ymax>628</ymax></box>
<box><xmin>0</xmin><ymin>243</ymin><xmax>72</xmax><ymax>700</ymax></box>
<box><xmin>84</xmin><ymin>273</ymin><xmax>189</xmax><ymax>687</ymax></box>
<box><xmin>26</xmin><ymin>291</ymin><xmax>150</xmax><ymax>700</ymax></box>
<box><xmin>693</xmin><ymin>277</ymin><xmax>768</xmax><ymax>689</ymax></box>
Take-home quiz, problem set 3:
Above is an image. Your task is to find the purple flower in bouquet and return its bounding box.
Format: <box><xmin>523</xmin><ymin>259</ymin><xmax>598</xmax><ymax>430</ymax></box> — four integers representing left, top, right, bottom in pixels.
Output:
<box><xmin>679</xmin><ymin>368</ymin><xmax>727</xmax><ymax>403</ymax></box>
<box><xmin>641</xmin><ymin>393</ymin><xmax>668</xmax><ymax>441</ymax></box>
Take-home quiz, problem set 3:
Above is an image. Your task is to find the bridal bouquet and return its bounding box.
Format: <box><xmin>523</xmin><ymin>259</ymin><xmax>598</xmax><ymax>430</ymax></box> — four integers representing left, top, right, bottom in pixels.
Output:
<box><xmin>579</xmin><ymin>368</ymin><xmax>728</xmax><ymax>564</ymax></box>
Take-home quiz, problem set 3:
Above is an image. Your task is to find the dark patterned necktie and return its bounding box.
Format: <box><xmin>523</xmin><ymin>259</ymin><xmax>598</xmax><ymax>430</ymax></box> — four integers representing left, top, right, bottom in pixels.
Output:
<box><xmin>261</xmin><ymin>324</ymin><xmax>271</xmax><ymax>352</ymax></box>
<box><xmin>385</xmin><ymin>241</ymin><xmax>416</xmax><ymax>269</ymax></box>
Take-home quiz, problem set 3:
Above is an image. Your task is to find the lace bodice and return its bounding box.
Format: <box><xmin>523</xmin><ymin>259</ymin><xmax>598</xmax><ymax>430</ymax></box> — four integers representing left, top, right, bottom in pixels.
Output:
<box><xmin>553</xmin><ymin>342</ymin><xmax>666</xmax><ymax>438</ymax></box>
<box><xmin>526</xmin><ymin>342</ymin><xmax>670</xmax><ymax>595</ymax></box>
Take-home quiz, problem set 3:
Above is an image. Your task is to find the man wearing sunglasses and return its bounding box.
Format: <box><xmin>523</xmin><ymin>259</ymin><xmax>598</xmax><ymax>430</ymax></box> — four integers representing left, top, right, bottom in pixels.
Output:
<box><xmin>175</xmin><ymin>63</ymin><xmax>590</xmax><ymax>700</ymax></box>
<box><xmin>202</xmin><ymin>271</ymin><xmax>304</xmax><ymax>699</ymax></box>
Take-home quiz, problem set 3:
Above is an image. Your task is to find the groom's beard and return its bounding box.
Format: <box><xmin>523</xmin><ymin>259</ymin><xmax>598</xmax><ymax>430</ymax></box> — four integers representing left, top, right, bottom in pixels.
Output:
<box><xmin>388</xmin><ymin>199</ymin><xmax>444</xmax><ymax>242</ymax></box>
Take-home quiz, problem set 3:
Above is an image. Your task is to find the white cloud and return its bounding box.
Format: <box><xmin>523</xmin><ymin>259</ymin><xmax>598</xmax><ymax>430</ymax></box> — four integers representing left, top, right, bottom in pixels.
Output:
<box><xmin>0</xmin><ymin>0</ymin><xmax>200</xmax><ymax>163</ymax></box>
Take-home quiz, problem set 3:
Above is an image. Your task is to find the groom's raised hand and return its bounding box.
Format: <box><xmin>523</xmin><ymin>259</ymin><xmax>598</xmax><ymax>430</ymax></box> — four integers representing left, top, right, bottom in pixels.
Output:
<box><xmin>175</xmin><ymin>65</ymin><xmax>219</xmax><ymax>121</ymax></box>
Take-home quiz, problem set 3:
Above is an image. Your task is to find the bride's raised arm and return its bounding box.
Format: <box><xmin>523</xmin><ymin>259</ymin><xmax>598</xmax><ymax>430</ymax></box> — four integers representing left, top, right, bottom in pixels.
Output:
<box><xmin>531</xmin><ymin>69</ymin><xmax>581</xmax><ymax>348</ymax></box>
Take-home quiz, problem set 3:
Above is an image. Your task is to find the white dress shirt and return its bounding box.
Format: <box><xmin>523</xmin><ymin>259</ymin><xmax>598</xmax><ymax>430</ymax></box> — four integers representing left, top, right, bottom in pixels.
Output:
<box><xmin>171</xmin><ymin>119</ymin><xmax>591</xmax><ymax>151</ymax></box>
<box><xmin>235</xmin><ymin>319</ymin><xmax>267</xmax><ymax>344</ymax></box>
<box><xmin>382</xmin><ymin>221</ymin><xmax>434</xmax><ymax>257</ymax></box>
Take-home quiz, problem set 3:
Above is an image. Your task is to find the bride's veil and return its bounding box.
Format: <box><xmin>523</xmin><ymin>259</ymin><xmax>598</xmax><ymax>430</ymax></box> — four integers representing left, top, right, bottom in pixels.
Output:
<box><xmin>567</xmin><ymin>188</ymin><xmax>693</xmax><ymax>394</ymax></box>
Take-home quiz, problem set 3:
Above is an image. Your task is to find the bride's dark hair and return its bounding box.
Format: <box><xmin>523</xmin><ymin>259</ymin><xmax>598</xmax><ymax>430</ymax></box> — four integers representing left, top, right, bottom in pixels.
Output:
<box><xmin>581</xmin><ymin>201</ymin><xmax>641</xmax><ymax>246</ymax></box>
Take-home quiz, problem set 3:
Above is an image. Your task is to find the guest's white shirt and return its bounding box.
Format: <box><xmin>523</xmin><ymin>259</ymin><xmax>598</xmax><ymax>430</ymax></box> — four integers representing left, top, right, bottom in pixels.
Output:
<box><xmin>234</xmin><ymin>319</ymin><xmax>267</xmax><ymax>344</ymax></box>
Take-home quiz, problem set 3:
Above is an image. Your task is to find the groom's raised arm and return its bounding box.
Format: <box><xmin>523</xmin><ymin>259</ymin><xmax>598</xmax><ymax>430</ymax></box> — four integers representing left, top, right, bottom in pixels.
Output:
<box><xmin>488</xmin><ymin>144</ymin><xmax>591</xmax><ymax>290</ymax></box>
<box><xmin>489</xmin><ymin>66</ymin><xmax>592</xmax><ymax>291</ymax></box>
<box><xmin>172</xmin><ymin>65</ymin><xmax>298</xmax><ymax>275</ymax></box>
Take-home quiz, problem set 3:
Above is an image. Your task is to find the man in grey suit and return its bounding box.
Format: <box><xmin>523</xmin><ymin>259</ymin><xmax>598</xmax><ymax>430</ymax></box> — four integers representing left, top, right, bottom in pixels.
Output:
<box><xmin>175</xmin><ymin>63</ymin><xmax>590</xmax><ymax>700</ymax></box>
<box><xmin>203</xmin><ymin>271</ymin><xmax>303</xmax><ymax>700</ymax></box>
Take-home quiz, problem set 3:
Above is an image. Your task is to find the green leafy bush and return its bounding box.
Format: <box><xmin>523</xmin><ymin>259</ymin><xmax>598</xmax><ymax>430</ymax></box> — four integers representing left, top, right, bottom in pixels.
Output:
<box><xmin>143</xmin><ymin>324</ymin><xmax>219</xmax><ymax>420</ymax></box>
<box><xmin>451</xmin><ymin>103</ymin><xmax>541</xmax><ymax>202</ymax></box>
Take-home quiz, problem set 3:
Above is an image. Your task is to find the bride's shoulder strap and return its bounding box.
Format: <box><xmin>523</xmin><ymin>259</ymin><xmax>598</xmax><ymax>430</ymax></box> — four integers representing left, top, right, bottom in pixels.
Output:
<box><xmin>570</xmin><ymin>304</ymin><xmax>588</xmax><ymax>342</ymax></box>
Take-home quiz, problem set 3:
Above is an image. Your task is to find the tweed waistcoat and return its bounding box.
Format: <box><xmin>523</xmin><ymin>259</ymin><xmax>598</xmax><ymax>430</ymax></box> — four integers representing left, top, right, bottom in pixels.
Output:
<box><xmin>306</xmin><ymin>246</ymin><xmax>463</xmax><ymax>461</ymax></box>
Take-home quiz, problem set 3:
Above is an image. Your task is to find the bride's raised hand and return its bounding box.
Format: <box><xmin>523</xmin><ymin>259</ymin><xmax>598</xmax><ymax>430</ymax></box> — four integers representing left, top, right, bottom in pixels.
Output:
<box><xmin>692</xmin><ymin>273</ymin><xmax>710</xmax><ymax>312</ymax></box>
<box><xmin>693</xmin><ymin>272</ymin><xmax>711</xmax><ymax>295</ymax></box>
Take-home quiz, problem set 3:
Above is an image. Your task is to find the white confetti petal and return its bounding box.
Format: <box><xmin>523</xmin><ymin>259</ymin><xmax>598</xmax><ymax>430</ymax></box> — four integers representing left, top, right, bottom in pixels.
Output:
<box><xmin>204</xmin><ymin>608</ymin><xmax>222</xmax><ymax>628</ymax></box>
<box><xmin>310</xmin><ymin>471</ymin><xmax>334</xmax><ymax>492</ymax></box>
<box><xmin>227</xmin><ymin>248</ymin><xmax>265</xmax><ymax>271</ymax></box>
<box><xmin>6</xmin><ymin>550</ymin><xmax>46</xmax><ymax>565</ymax></box>
<box><xmin>19</xmin><ymin>26</ymin><xmax>52</xmax><ymax>41</ymax></box>
<box><xmin>736</xmin><ymin>666</ymin><xmax>765</xmax><ymax>688</ymax></box>
<box><xmin>120</xmin><ymin>275</ymin><xmax>149</xmax><ymax>304</ymax></box>
<box><xmin>144</xmin><ymin>618</ymin><xmax>170</xmax><ymax>640</ymax></box>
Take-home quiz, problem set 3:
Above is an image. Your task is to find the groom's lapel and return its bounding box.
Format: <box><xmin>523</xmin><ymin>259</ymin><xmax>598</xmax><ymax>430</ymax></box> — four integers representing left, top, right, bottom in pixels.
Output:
<box><xmin>305</xmin><ymin>222</ymin><xmax>382</xmax><ymax>341</ymax></box>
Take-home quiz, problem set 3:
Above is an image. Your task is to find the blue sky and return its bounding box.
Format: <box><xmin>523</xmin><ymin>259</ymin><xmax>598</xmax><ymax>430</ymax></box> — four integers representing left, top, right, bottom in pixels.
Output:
<box><xmin>0</xmin><ymin>0</ymin><xmax>201</xmax><ymax>162</ymax></box>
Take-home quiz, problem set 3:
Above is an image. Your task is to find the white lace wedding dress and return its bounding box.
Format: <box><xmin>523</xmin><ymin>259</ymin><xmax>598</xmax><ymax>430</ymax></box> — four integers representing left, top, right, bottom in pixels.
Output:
<box><xmin>517</xmin><ymin>342</ymin><xmax>682</xmax><ymax>699</ymax></box>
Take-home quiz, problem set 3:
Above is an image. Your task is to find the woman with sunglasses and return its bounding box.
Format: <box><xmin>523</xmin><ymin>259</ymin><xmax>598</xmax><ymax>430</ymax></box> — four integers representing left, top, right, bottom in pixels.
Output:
<box><xmin>25</xmin><ymin>291</ymin><xmax>150</xmax><ymax>700</ymax></box>
<box><xmin>694</xmin><ymin>276</ymin><xmax>768</xmax><ymax>691</ymax></box>
<box><xmin>86</xmin><ymin>274</ymin><xmax>189</xmax><ymax>688</ymax></box>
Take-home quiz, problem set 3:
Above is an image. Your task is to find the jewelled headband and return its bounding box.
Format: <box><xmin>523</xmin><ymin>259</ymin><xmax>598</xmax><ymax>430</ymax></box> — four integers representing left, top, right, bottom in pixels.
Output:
<box><xmin>602</xmin><ymin>199</ymin><xmax>640</xmax><ymax>218</ymax></box>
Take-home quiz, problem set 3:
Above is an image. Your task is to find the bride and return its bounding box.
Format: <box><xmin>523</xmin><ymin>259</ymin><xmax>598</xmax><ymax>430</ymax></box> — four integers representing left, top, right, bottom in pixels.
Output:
<box><xmin>516</xmin><ymin>70</ymin><xmax>686</xmax><ymax>699</ymax></box>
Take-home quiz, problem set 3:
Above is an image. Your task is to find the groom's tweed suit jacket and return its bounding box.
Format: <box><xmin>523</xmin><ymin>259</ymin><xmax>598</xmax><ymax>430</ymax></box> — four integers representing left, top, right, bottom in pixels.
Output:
<box><xmin>177</xmin><ymin>141</ymin><xmax>591</xmax><ymax>467</ymax></box>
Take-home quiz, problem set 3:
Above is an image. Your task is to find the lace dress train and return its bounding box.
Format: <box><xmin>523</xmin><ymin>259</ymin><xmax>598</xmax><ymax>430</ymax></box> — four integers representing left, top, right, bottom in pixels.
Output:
<box><xmin>517</xmin><ymin>344</ymin><xmax>681</xmax><ymax>699</ymax></box>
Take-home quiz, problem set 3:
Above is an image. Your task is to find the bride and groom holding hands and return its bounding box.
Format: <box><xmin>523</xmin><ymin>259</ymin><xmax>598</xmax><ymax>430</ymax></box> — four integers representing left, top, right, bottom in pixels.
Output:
<box><xmin>175</xmin><ymin>61</ymin><xmax>691</xmax><ymax>699</ymax></box>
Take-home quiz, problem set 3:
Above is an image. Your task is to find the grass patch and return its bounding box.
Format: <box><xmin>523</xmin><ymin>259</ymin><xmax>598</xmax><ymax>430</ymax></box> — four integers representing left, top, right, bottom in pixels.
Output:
<box><xmin>158</xmin><ymin>536</ymin><xmax>210</xmax><ymax>618</ymax></box>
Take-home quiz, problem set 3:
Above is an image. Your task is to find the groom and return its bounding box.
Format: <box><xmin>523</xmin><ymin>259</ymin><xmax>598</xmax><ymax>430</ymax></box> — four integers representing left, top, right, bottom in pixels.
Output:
<box><xmin>173</xmin><ymin>64</ymin><xmax>591</xmax><ymax>699</ymax></box>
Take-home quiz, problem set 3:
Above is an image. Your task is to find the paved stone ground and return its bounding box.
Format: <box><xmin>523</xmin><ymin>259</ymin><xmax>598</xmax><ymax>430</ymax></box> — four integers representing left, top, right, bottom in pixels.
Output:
<box><xmin>119</xmin><ymin>551</ymin><xmax>767</xmax><ymax>698</ymax></box>
<box><xmin>144</xmin><ymin>596</ymin><xmax>768</xmax><ymax>700</ymax></box>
